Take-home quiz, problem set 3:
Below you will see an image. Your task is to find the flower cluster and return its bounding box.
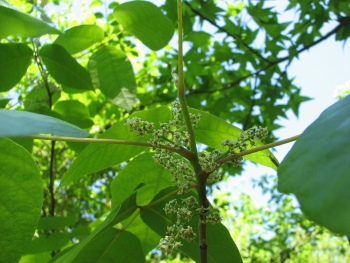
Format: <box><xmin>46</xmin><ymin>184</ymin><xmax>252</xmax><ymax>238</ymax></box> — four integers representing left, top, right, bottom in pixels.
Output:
<box><xmin>221</xmin><ymin>126</ymin><xmax>268</xmax><ymax>167</ymax></box>
<box><xmin>197</xmin><ymin>206</ymin><xmax>222</xmax><ymax>224</ymax></box>
<box><xmin>124</xmin><ymin>117</ymin><xmax>154</xmax><ymax>136</ymax></box>
<box><xmin>153</xmin><ymin>149</ymin><xmax>195</xmax><ymax>195</ymax></box>
<box><xmin>159</xmin><ymin>197</ymin><xmax>198</xmax><ymax>254</ymax></box>
<box><xmin>198</xmin><ymin>149</ymin><xmax>221</xmax><ymax>172</ymax></box>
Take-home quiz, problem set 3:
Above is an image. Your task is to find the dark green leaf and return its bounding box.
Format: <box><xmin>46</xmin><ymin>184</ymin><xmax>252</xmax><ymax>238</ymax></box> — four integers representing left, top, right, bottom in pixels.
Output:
<box><xmin>0</xmin><ymin>43</ymin><xmax>33</xmax><ymax>92</ymax></box>
<box><xmin>23</xmin><ymin>233</ymin><xmax>71</xmax><ymax>254</ymax></box>
<box><xmin>54</xmin><ymin>25</ymin><xmax>104</xmax><ymax>54</ymax></box>
<box><xmin>278</xmin><ymin>94</ymin><xmax>350</xmax><ymax>235</ymax></box>
<box><xmin>0</xmin><ymin>5</ymin><xmax>60</xmax><ymax>38</ymax></box>
<box><xmin>39</xmin><ymin>44</ymin><xmax>94</xmax><ymax>91</ymax></box>
<box><xmin>52</xmin><ymin>192</ymin><xmax>139</xmax><ymax>262</ymax></box>
<box><xmin>0</xmin><ymin>109</ymin><xmax>89</xmax><ymax>137</ymax></box>
<box><xmin>0</xmin><ymin>98</ymin><xmax>10</xmax><ymax>108</ymax></box>
<box><xmin>37</xmin><ymin>216</ymin><xmax>76</xmax><ymax>230</ymax></box>
<box><xmin>59</xmin><ymin>106</ymin><xmax>171</xmax><ymax>188</ymax></box>
<box><xmin>113</xmin><ymin>1</ymin><xmax>174</xmax><ymax>50</ymax></box>
<box><xmin>0</xmin><ymin>138</ymin><xmax>43</xmax><ymax>263</ymax></box>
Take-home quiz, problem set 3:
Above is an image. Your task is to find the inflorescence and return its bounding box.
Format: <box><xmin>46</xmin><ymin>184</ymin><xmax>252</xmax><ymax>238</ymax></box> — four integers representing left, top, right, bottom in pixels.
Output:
<box><xmin>124</xmin><ymin>102</ymin><xmax>268</xmax><ymax>255</ymax></box>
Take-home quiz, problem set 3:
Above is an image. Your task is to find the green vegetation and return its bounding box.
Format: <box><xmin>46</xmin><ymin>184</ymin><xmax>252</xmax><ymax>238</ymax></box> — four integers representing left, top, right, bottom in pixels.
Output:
<box><xmin>1</xmin><ymin>0</ymin><xmax>350</xmax><ymax>262</ymax></box>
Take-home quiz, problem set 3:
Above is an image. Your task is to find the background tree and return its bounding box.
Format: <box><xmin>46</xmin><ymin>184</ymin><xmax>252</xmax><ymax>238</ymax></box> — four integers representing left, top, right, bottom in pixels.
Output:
<box><xmin>0</xmin><ymin>0</ymin><xmax>350</xmax><ymax>262</ymax></box>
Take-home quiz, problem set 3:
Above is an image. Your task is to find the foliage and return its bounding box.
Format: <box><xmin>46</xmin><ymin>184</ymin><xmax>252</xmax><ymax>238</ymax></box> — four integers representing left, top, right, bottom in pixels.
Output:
<box><xmin>0</xmin><ymin>0</ymin><xmax>350</xmax><ymax>262</ymax></box>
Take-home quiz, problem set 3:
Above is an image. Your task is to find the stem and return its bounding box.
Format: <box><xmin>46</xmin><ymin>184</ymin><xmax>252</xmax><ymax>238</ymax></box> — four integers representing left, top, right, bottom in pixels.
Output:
<box><xmin>177</xmin><ymin>1</ymin><xmax>207</xmax><ymax>262</ymax></box>
<box><xmin>19</xmin><ymin>135</ymin><xmax>193</xmax><ymax>160</ymax></box>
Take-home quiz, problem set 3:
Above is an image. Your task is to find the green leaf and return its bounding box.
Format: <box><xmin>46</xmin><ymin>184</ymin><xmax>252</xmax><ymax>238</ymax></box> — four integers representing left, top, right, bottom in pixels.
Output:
<box><xmin>70</xmin><ymin>228</ymin><xmax>145</xmax><ymax>263</ymax></box>
<box><xmin>0</xmin><ymin>109</ymin><xmax>89</xmax><ymax>137</ymax></box>
<box><xmin>0</xmin><ymin>5</ymin><xmax>60</xmax><ymax>38</ymax></box>
<box><xmin>140</xmin><ymin>187</ymin><xmax>243</xmax><ymax>263</ymax></box>
<box><xmin>0</xmin><ymin>98</ymin><xmax>10</xmax><ymax>108</ymax></box>
<box><xmin>0</xmin><ymin>43</ymin><xmax>33</xmax><ymax>92</ymax></box>
<box><xmin>39</xmin><ymin>44</ymin><xmax>94</xmax><ymax>91</ymax></box>
<box><xmin>54</xmin><ymin>25</ymin><xmax>104</xmax><ymax>54</ymax></box>
<box><xmin>88</xmin><ymin>46</ymin><xmax>137</xmax><ymax>110</ymax></box>
<box><xmin>23</xmin><ymin>232</ymin><xmax>71</xmax><ymax>254</ymax></box>
<box><xmin>52</xmin><ymin>192</ymin><xmax>139</xmax><ymax>262</ymax></box>
<box><xmin>189</xmin><ymin>108</ymin><xmax>279</xmax><ymax>170</ymax></box>
<box><xmin>113</xmin><ymin>1</ymin><xmax>174</xmax><ymax>50</ymax></box>
<box><xmin>110</xmin><ymin>87</ymin><xmax>137</xmax><ymax>111</ymax></box>
<box><xmin>60</xmin><ymin>106</ymin><xmax>171</xmax><ymax>188</ymax></box>
<box><xmin>19</xmin><ymin>252</ymin><xmax>51</xmax><ymax>263</ymax></box>
<box><xmin>122</xmin><ymin>214</ymin><xmax>160</xmax><ymax>256</ymax></box>
<box><xmin>37</xmin><ymin>216</ymin><xmax>76</xmax><ymax>230</ymax></box>
<box><xmin>53</xmin><ymin>100</ymin><xmax>94</xmax><ymax>129</ymax></box>
<box><xmin>180</xmin><ymin>221</ymin><xmax>243</xmax><ymax>263</ymax></box>
<box><xmin>111</xmin><ymin>152</ymin><xmax>174</xmax><ymax>207</ymax></box>
<box><xmin>0</xmin><ymin>138</ymin><xmax>43</xmax><ymax>263</ymax></box>
<box><xmin>278</xmin><ymin>94</ymin><xmax>350</xmax><ymax>235</ymax></box>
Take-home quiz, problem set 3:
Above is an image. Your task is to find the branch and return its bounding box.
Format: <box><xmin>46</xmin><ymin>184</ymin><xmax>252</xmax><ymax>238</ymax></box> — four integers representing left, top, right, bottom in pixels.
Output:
<box><xmin>145</xmin><ymin>16</ymin><xmax>350</xmax><ymax>105</ymax></box>
<box><xmin>218</xmin><ymin>134</ymin><xmax>300</xmax><ymax>165</ymax></box>
<box><xmin>183</xmin><ymin>1</ymin><xmax>271</xmax><ymax>64</ymax></box>
<box><xmin>20</xmin><ymin>135</ymin><xmax>193</xmax><ymax>160</ymax></box>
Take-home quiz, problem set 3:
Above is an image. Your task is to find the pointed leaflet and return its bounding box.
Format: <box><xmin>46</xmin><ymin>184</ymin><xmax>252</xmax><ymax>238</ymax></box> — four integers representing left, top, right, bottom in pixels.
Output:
<box><xmin>52</xmin><ymin>191</ymin><xmax>139</xmax><ymax>262</ymax></box>
<box><xmin>111</xmin><ymin>152</ymin><xmax>175</xmax><ymax>207</ymax></box>
<box><xmin>54</xmin><ymin>25</ymin><xmax>104</xmax><ymax>55</ymax></box>
<box><xmin>88</xmin><ymin>46</ymin><xmax>136</xmax><ymax>110</ymax></box>
<box><xmin>0</xmin><ymin>5</ymin><xmax>60</xmax><ymax>38</ymax></box>
<box><xmin>0</xmin><ymin>138</ymin><xmax>43</xmax><ymax>263</ymax></box>
<box><xmin>141</xmin><ymin>187</ymin><xmax>243</xmax><ymax>263</ymax></box>
<box><xmin>0</xmin><ymin>109</ymin><xmax>88</xmax><ymax>137</ymax></box>
<box><xmin>190</xmin><ymin>108</ymin><xmax>279</xmax><ymax>170</ymax></box>
<box><xmin>60</xmin><ymin>106</ymin><xmax>172</xmax><ymax>188</ymax></box>
<box><xmin>113</xmin><ymin>1</ymin><xmax>174</xmax><ymax>50</ymax></box>
<box><xmin>0</xmin><ymin>43</ymin><xmax>33</xmax><ymax>92</ymax></box>
<box><xmin>278</xmin><ymin>94</ymin><xmax>350</xmax><ymax>236</ymax></box>
<box><xmin>39</xmin><ymin>44</ymin><xmax>94</xmax><ymax>91</ymax></box>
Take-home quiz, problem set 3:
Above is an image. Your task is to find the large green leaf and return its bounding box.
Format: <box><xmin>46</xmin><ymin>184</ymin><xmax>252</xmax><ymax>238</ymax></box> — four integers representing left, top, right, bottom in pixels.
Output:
<box><xmin>60</xmin><ymin>106</ymin><xmax>171</xmax><ymax>188</ymax></box>
<box><xmin>0</xmin><ymin>43</ymin><xmax>33</xmax><ymax>92</ymax></box>
<box><xmin>52</xmin><ymin>192</ymin><xmax>139</xmax><ymax>262</ymax></box>
<box><xmin>69</xmin><ymin>228</ymin><xmax>145</xmax><ymax>263</ymax></box>
<box><xmin>39</xmin><ymin>44</ymin><xmax>94</xmax><ymax>91</ymax></box>
<box><xmin>88</xmin><ymin>46</ymin><xmax>136</xmax><ymax>110</ymax></box>
<box><xmin>0</xmin><ymin>138</ymin><xmax>43</xmax><ymax>263</ymax></box>
<box><xmin>53</xmin><ymin>100</ymin><xmax>94</xmax><ymax>129</ymax></box>
<box><xmin>0</xmin><ymin>109</ymin><xmax>89</xmax><ymax>137</ymax></box>
<box><xmin>0</xmin><ymin>5</ymin><xmax>60</xmax><ymax>38</ymax></box>
<box><xmin>190</xmin><ymin>108</ymin><xmax>279</xmax><ymax>170</ymax></box>
<box><xmin>141</xmin><ymin>187</ymin><xmax>243</xmax><ymax>263</ymax></box>
<box><xmin>54</xmin><ymin>25</ymin><xmax>104</xmax><ymax>54</ymax></box>
<box><xmin>111</xmin><ymin>152</ymin><xmax>175</xmax><ymax>207</ymax></box>
<box><xmin>122</xmin><ymin>214</ymin><xmax>160</xmax><ymax>256</ymax></box>
<box><xmin>278</xmin><ymin>94</ymin><xmax>350</xmax><ymax>236</ymax></box>
<box><xmin>22</xmin><ymin>232</ymin><xmax>71</xmax><ymax>254</ymax></box>
<box><xmin>113</xmin><ymin>1</ymin><xmax>174</xmax><ymax>50</ymax></box>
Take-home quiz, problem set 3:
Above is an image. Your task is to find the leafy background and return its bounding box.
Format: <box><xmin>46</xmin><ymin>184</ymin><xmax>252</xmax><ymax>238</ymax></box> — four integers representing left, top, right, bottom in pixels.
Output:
<box><xmin>0</xmin><ymin>0</ymin><xmax>350</xmax><ymax>262</ymax></box>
